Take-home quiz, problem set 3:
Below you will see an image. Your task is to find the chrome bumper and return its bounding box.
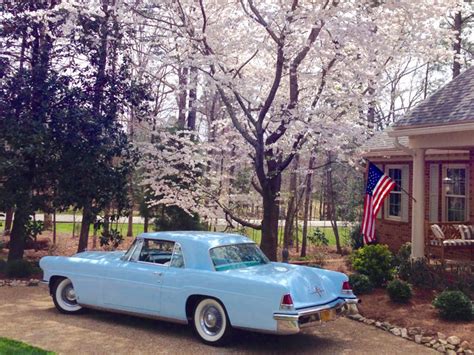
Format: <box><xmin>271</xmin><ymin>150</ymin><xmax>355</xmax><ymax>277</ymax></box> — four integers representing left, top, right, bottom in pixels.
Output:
<box><xmin>273</xmin><ymin>298</ymin><xmax>360</xmax><ymax>335</ymax></box>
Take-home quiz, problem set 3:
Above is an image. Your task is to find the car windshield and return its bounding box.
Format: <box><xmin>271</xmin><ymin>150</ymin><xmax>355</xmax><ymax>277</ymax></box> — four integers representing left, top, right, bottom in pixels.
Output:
<box><xmin>210</xmin><ymin>243</ymin><xmax>269</xmax><ymax>271</ymax></box>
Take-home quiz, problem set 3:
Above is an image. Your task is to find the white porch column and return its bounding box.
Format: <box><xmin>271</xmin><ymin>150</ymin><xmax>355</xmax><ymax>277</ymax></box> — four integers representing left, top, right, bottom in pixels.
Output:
<box><xmin>411</xmin><ymin>148</ymin><xmax>425</xmax><ymax>259</ymax></box>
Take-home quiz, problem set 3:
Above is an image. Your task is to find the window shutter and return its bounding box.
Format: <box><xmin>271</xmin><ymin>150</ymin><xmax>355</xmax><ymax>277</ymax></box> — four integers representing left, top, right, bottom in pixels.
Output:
<box><xmin>401</xmin><ymin>165</ymin><xmax>409</xmax><ymax>222</ymax></box>
<box><xmin>429</xmin><ymin>164</ymin><xmax>439</xmax><ymax>223</ymax></box>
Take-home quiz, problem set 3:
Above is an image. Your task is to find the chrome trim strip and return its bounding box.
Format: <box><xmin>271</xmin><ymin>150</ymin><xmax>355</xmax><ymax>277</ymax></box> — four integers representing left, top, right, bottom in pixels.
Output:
<box><xmin>274</xmin><ymin>300</ymin><xmax>346</xmax><ymax>321</ymax></box>
<box><xmin>80</xmin><ymin>303</ymin><xmax>188</xmax><ymax>325</ymax></box>
<box><xmin>272</xmin><ymin>298</ymin><xmax>359</xmax><ymax>335</ymax></box>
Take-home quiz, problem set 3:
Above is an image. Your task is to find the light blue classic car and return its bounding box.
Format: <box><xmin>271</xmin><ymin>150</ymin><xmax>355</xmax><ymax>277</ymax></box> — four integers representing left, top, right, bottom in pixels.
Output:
<box><xmin>40</xmin><ymin>232</ymin><xmax>359</xmax><ymax>345</ymax></box>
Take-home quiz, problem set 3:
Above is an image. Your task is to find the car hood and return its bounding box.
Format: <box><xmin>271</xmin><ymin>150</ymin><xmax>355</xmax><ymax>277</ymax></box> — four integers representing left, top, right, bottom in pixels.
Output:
<box><xmin>73</xmin><ymin>251</ymin><xmax>125</xmax><ymax>262</ymax></box>
<box><xmin>223</xmin><ymin>262</ymin><xmax>345</xmax><ymax>308</ymax></box>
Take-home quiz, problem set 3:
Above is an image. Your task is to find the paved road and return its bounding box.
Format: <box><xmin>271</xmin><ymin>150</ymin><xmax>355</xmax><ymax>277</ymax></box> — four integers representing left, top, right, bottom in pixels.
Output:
<box><xmin>0</xmin><ymin>286</ymin><xmax>435</xmax><ymax>355</ymax></box>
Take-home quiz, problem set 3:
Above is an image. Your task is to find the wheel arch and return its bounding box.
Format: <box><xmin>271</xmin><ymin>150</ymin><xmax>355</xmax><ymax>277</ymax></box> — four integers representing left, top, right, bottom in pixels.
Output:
<box><xmin>185</xmin><ymin>294</ymin><xmax>231</xmax><ymax>324</ymax></box>
<box><xmin>48</xmin><ymin>275</ymin><xmax>67</xmax><ymax>295</ymax></box>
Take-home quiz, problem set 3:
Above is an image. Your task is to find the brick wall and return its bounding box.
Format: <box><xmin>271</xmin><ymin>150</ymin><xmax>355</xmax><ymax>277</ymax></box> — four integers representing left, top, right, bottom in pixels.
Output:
<box><xmin>373</xmin><ymin>160</ymin><xmax>413</xmax><ymax>252</ymax></box>
<box><xmin>369</xmin><ymin>156</ymin><xmax>472</xmax><ymax>254</ymax></box>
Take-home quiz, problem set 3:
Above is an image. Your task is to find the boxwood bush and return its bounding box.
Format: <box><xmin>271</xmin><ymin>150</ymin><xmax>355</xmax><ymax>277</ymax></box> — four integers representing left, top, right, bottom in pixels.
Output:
<box><xmin>387</xmin><ymin>279</ymin><xmax>412</xmax><ymax>303</ymax></box>
<box><xmin>349</xmin><ymin>273</ymin><xmax>373</xmax><ymax>294</ymax></box>
<box><xmin>350</xmin><ymin>244</ymin><xmax>395</xmax><ymax>286</ymax></box>
<box><xmin>432</xmin><ymin>290</ymin><xmax>473</xmax><ymax>321</ymax></box>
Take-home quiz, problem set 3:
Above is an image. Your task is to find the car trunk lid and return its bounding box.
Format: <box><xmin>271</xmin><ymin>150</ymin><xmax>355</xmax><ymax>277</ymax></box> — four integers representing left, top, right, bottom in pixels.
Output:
<box><xmin>224</xmin><ymin>262</ymin><xmax>339</xmax><ymax>308</ymax></box>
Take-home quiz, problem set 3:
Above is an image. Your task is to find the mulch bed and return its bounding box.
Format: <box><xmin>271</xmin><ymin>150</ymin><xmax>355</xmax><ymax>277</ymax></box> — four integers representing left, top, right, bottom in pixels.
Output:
<box><xmin>358</xmin><ymin>287</ymin><xmax>473</xmax><ymax>342</ymax></box>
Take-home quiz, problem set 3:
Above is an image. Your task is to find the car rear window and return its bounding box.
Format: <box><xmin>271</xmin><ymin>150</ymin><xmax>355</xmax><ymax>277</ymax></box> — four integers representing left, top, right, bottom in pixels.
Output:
<box><xmin>210</xmin><ymin>243</ymin><xmax>269</xmax><ymax>271</ymax></box>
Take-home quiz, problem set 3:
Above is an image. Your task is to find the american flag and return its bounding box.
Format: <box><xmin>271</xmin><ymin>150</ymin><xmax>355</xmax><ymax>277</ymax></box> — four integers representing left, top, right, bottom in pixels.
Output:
<box><xmin>362</xmin><ymin>162</ymin><xmax>396</xmax><ymax>244</ymax></box>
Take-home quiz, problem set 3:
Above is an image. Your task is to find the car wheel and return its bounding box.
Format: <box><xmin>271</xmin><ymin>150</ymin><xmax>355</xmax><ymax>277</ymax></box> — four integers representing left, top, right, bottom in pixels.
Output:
<box><xmin>52</xmin><ymin>278</ymin><xmax>83</xmax><ymax>314</ymax></box>
<box><xmin>193</xmin><ymin>298</ymin><xmax>232</xmax><ymax>345</ymax></box>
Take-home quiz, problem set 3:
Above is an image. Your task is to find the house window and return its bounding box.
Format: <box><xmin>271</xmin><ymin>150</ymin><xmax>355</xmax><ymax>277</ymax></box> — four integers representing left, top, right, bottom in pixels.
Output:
<box><xmin>384</xmin><ymin>164</ymin><xmax>408</xmax><ymax>222</ymax></box>
<box><xmin>443</xmin><ymin>165</ymin><xmax>468</xmax><ymax>222</ymax></box>
<box><xmin>387</xmin><ymin>168</ymin><xmax>402</xmax><ymax>218</ymax></box>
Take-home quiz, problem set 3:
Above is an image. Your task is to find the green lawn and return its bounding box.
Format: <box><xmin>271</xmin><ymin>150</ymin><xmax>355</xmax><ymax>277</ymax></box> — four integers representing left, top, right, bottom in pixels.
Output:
<box><xmin>54</xmin><ymin>222</ymin><xmax>145</xmax><ymax>237</ymax></box>
<box><xmin>0</xmin><ymin>337</ymin><xmax>54</xmax><ymax>355</ymax></box>
<box><xmin>243</xmin><ymin>226</ymin><xmax>349</xmax><ymax>246</ymax></box>
<box><xmin>50</xmin><ymin>222</ymin><xmax>349</xmax><ymax>247</ymax></box>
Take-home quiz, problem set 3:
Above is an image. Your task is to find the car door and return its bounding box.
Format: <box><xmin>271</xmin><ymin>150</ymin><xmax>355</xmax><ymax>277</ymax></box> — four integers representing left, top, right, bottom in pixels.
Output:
<box><xmin>103</xmin><ymin>238</ymin><xmax>174</xmax><ymax>315</ymax></box>
<box><xmin>159</xmin><ymin>242</ymin><xmax>191</xmax><ymax>321</ymax></box>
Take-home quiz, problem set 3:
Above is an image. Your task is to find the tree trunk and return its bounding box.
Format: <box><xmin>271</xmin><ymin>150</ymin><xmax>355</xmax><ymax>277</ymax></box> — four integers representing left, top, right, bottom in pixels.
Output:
<box><xmin>283</xmin><ymin>155</ymin><xmax>299</xmax><ymax>248</ymax></box>
<box><xmin>301</xmin><ymin>156</ymin><xmax>315</xmax><ymax>257</ymax></box>
<box><xmin>177</xmin><ymin>67</ymin><xmax>188</xmax><ymax>128</ymax></box>
<box><xmin>127</xmin><ymin>213</ymin><xmax>133</xmax><ymax>237</ymax></box>
<box><xmin>4</xmin><ymin>208</ymin><xmax>13</xmax><ymax>235</ymax></box>
<box><xmin>326</xmin><ymin>155</ymin><xmax>342</xmax><ymax>254</ymax></box>
<box><xmin>72</xmin><ymin>211</ymin><xmax>76</xmax><ymax>238</ymax></box>
<box><xmin>43</xmin><ymin>213</ymin><xmax>53</xmax><ymax>230</ymax></box>
<box><xmin>144</xmin><ymin>215</ymin><xmax>149</xmax><ymax>233</ymax></box>
<box><xmin>260</xmin><ymin>177</ymin><xmax>281</xmax><ymax>261</ymax></box>
<box><xmin>103</xmin><ymin>206</ymin><xmax>110</xmax><ymax>238</ymax></box>
<box><xmin>187</xmin><ymin>67</ymin><xmax>198</xmax><ymax>131</ymax></box>
<box><xmin>8</xmin><ymin>206</ymin><xmax>30</xmax><ymax>261</ymax></box>
<box><xmin>452</xmin><ymin>11</ymin><xmax>462</xmax><ymax>79</ymax></box>
<box><xmin>53</xmin><ymin>210</ymin><xmax>56</xmax><ymax>245</ymax></box>
<box><xmin>78</xmin><ymin>206</ymin><xmax>94</xmax><ymax>253</ymax></box>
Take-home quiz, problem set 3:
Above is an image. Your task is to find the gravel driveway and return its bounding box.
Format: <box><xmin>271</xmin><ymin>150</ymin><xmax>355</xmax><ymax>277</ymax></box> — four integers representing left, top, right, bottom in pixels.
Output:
<box><xmin>0</xmin><ymin>286</ymin><xmax>435</xmax><ymax>354</ymax></box>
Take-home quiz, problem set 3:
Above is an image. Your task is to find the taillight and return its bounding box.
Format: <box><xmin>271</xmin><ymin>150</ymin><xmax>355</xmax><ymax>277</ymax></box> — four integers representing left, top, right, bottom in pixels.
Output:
<box><xmin>342</xmin><ymin>281</ymin><xmax>352</xmax><ymax>293</ymax></box>
<box><xmin>280</xmin><ymin>294</ymin><xmax>294</xmax><ymax>310</ymax></box>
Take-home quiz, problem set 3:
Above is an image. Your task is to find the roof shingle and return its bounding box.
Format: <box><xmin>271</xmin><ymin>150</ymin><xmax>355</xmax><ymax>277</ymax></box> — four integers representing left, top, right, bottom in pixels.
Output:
<box><xmin>393</xmin><ymin>66</ymin><xmax>474</xmax><ymax>128</ymax></box>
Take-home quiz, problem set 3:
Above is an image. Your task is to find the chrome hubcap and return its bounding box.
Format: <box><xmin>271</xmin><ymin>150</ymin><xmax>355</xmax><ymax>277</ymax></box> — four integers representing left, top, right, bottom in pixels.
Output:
<box><xmin>200</xmin><ymin>305</ymin><xmax>222</xmax><ymax>336</ymax></box>
<box><xmin>62</xmin><ymin>283</ymin><xmax>77</xmax><ymax>305</ymax></box>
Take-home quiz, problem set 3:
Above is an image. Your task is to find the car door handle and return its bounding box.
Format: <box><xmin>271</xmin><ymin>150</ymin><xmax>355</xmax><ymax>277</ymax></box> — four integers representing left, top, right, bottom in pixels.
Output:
<box><xmin>153</xmin><ymin>271</ymin><xmax>163</xmax><ymax>276</ymax></box>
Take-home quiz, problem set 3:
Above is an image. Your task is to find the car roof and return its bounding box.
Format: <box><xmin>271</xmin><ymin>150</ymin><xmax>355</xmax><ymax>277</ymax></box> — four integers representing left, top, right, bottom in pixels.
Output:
<box><xmin>137</xmin><ymin>231</ymin><xmax>254</xmax><ymax>249</ymax></box>
<box><xmin>136</xmin><ymin>231</ymin><xmax>256</xmax><ymax>270</ymax></box>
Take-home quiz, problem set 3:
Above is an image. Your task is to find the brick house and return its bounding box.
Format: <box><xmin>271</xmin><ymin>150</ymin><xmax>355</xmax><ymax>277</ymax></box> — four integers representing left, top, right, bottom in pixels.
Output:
<box><xmin>363</xmin><ymin>67</ymin><xmax>474</xmax><ymax>260</ymax></box>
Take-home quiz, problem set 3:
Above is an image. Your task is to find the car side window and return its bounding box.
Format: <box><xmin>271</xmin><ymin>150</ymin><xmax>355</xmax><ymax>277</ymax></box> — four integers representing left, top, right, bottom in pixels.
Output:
<box><xmin>170</xmin><ymin>243</ymin><xmax>185</xmax><ymax>268</ymax></box>
<box><xmin>129</xmin><ymin>239</ymin><xmax>143</xmax><ymax>262</ymax></box>
<box><xmin>139</xmin><ymin>239</ymin><xmax>174</xmax><ymax>265</ymax></box>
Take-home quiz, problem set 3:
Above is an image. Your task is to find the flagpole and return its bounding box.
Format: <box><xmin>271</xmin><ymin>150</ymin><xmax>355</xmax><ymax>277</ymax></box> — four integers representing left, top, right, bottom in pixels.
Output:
<box><xmin>364</xmin><ymin>159</ymin><xmax>417</xmax><ymax>203</ymax></box>
<box><xmin>397</xmin><ymin>183</ymin><xmax>417</xmax><ymax>203</ymax></box>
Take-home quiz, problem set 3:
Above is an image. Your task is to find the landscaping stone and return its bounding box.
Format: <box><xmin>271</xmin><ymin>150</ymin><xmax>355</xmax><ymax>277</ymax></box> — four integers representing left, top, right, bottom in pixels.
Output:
<box><xmin>436</xmin><ymin>345</ymin><xmax>446</xmax><ymax>353</ymax></box>
<box><xmin>401</xmin><ymin>328</ymin><xmax>408</xmax><ymax>338</ymax></box>
<box><xmin>447</xmin><ymin>336</ymin><xmax>461</xmax><ymax>346</ymax></box>
<box><xmin>27</xmin><ymin>279</ymin><xmax>39</xmax><ymax>287</ymax></box>
<box><xmin>349</xmin><ymin>314</ymin><xmax>363</xmax><ymax>321</ymax></box>
<box><xmin>408</xmin><ymin>327</ymin><xmax>421</xmax><ymax>336</ymax></box>
<box><xmin>390</xmin><ymin>328</ymin><xmax>401</xmax><ymax>336</ymax></box>
<box><xmin>346</xmin><ymin>310</ymin><xmax>468</xmax><ymax>354</ymax></box>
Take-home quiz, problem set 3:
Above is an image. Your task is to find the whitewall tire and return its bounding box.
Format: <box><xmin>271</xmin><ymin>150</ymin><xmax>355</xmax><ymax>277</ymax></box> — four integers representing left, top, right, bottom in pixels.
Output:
<box><xmin>193</xmin><ymin>298</ymin><xmax>232</xmax><ymax>345</ymax></box>
<box><xmin>52</xmin><ymin>278</ymin><xmax>83</xmax><ymax>314</ymax></box>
